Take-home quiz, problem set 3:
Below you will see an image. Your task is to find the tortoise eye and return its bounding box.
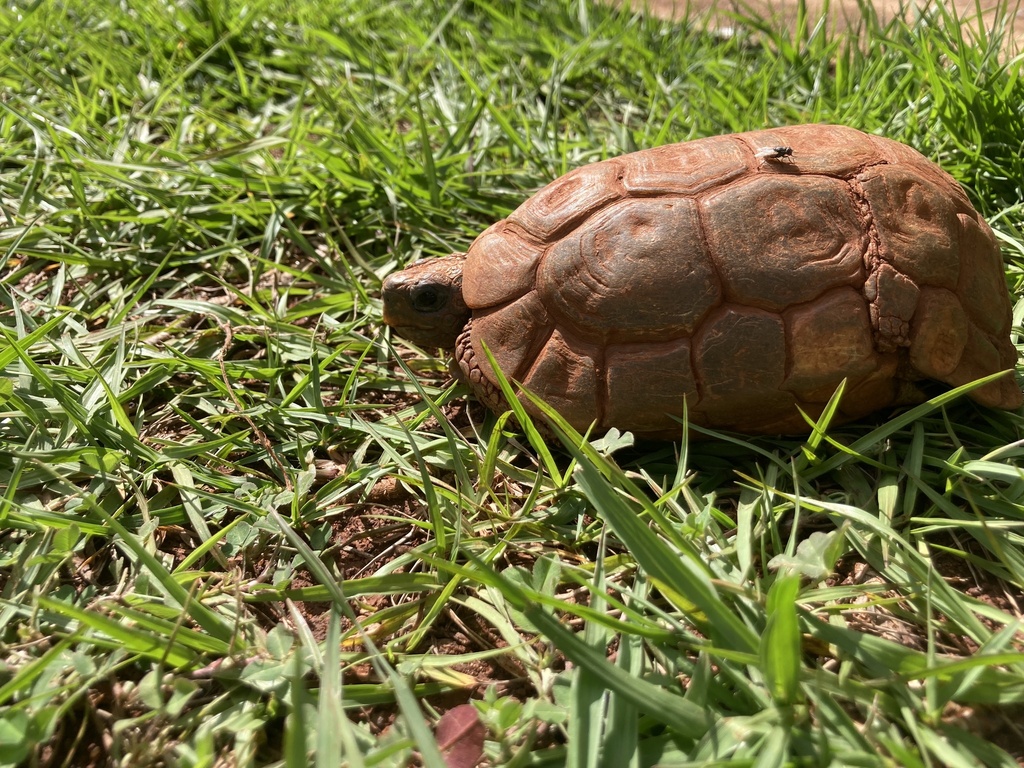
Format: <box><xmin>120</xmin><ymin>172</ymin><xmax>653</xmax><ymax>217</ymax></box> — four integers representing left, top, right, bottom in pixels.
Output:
<box><xmin>411</xmin><ymin>285</ymin><xmax>446</xmax><ymax>312</ymax></box>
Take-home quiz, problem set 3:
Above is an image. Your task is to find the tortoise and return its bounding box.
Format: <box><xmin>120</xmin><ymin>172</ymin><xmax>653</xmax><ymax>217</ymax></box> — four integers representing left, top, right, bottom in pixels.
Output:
<box><xmin>382</xmin><ymin>124</ymin><xmax>1021</xmax><ymax>437</ymax></box>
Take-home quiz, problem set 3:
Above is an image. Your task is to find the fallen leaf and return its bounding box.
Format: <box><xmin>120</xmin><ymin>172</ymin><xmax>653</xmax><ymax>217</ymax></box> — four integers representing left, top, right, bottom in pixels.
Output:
<box><xmin>435</xmin><ymin>703</ymin><xmax>485</xmax><ymax>768</ymax></box>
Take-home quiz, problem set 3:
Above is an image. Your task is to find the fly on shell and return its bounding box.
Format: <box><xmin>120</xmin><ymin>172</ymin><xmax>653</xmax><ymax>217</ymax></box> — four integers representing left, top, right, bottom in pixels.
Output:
<box><xmin>755</xmin><ymin>146</ymin><xmax>794</xmax><ymax>163</ymax></box>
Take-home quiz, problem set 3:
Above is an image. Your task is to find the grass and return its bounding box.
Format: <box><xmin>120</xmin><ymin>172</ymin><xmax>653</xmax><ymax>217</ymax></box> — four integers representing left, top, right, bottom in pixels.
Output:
<box><xmin>1</xmin><ymin>0</ymin><xmax>1024</xmax><ymax>765</ymax></box>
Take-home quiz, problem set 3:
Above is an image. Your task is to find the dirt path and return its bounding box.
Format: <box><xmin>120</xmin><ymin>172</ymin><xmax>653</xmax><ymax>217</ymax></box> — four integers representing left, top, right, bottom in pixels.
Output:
<box><xmin>625</xmin><ymin>0</ymin><xmax>1023</xmax><ymax>50</ymax></box>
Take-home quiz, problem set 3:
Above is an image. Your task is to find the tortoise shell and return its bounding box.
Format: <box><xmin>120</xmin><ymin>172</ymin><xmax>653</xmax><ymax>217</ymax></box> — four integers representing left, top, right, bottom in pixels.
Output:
<box><xmin>394</xmin><ymin>125</ymin><xmax>1022</xmax><ymax>436</ymax></box>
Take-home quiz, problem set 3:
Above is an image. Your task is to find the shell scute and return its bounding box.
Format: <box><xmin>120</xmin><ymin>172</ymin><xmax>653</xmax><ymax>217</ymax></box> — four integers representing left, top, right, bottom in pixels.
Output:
<box><xmin>519</xmin><ymin>330</ymin><xmax>599</xmax><ymax>428</ymax></box>
<box><xmin>618</xmin><ymin>138</ymin><xmax>749</xmax><ymax>194</ymax></box>
<box><xmin>693</xmin><ymin>306</ymin><xmax>790</xmax><ymax>423</ymax></box>
<box><xmin>469</xmin><ymin>291</ymin><xmax>552</xmax><ymax>384</ymax></box>
<box><xmin>858</xmin><ymin>165</ymin><xmax>961</xmax><ymax>289</ymax></box>
<box><xmin>463</xmin><ymin>222</ymin><xmax>543</xmax><ymax>309</ymax></box>
<box><xmin>865</xmin><ymin>263</ymin><xmax>920</xmax><ymax>351</ymax></box>
<box><xmin>956</xmin><ymin>213</ymin><xmax>1012</xmax><ymax>338</ymax></box>
<box><xmin>538</xmin><ymin>197</ymin><xmax>719</xmax><ymax>343</ymax></box>
<box><xmin>783</xmin><ymin>288</ymin><xmax>877</xmax><ymax>400</ymax></box>
<box><xmin>909</xmin><ymin>288</ymin><xmax>967</xmax><ymax>378</ymax></box>
<box><xmin>948</xmin><ymin>324</ymin><xmax>1018</xmax><ymax>408</ymax></box>
<box><xmin>742</xmin><ymin>124</ymin><xmax>880</xmax><ymax>176</ymax></box>
<box><xmin>603</xmin><ymin>339</ymin><xmax>698</xmax><ymax>433</ymax></box>
<box><xmin>840</xmin><ymin>358</ymin><xmax>900</xmax><ymax>419</ymax></box>
<box><xmin>507</xmin><ymin>160</ymin><xmax>625</xmax><ymax>242</ymax></box>
<box><xmin>701</xmin><ymin>175</ymin><xmax>866</xmax><ymax>311</ymax></box>
<box><xmin>868</xmin><ymin>136</ymin><xmax>973</xmax><ymax>212</ymax></box>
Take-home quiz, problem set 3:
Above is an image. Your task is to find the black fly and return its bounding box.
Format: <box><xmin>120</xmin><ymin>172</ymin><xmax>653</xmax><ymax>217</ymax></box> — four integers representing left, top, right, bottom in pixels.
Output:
<box><xmin>755</xmin><ymin>146</ymin><xmax>794</xmax><ymax>163</ymax></box>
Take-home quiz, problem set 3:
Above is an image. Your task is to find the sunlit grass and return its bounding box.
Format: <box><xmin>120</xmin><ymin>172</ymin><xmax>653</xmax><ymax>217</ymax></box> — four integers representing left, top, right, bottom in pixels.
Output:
<box><xmin>1</xmin><ymin>0</ymin><xmax>1023</xmax><ymax>765</ymax></box>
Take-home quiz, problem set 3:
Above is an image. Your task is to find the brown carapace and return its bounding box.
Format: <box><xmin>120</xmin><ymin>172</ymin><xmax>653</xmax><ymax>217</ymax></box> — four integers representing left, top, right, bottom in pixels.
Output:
<box><xmin>382</xmin><ymin>125</ymin><xmax>1021</xmax><ymax>437</ymax></box>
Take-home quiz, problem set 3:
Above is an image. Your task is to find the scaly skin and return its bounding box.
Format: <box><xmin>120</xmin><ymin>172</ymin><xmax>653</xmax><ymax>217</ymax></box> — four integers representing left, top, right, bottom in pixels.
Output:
<box><xmin>381</xmin><ymin>255</ymin><xmax>469</xmax><ymax>350</ymax></box>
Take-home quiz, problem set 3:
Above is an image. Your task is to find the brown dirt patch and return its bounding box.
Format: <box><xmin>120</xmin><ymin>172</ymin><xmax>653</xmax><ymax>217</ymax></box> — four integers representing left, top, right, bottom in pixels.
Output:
<box><xmin>619</xmin><ymin>0</ymin><xmax>1024</xmax><ymax>49</ymax></box>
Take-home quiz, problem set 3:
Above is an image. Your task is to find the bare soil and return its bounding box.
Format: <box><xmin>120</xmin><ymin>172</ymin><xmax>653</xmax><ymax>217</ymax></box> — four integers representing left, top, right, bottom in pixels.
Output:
<box><xmin>620</xmin><ymin>0</ymin><xmax>1024</xmax><ymax>48</ymax></box>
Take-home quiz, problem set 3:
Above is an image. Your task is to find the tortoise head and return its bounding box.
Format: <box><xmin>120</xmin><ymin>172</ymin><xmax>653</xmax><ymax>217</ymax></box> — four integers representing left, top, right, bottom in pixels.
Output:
<box><xmin>381</xmin><ymin>255</ymin><xmax>470</xmax><ymax>349</ymax></box>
